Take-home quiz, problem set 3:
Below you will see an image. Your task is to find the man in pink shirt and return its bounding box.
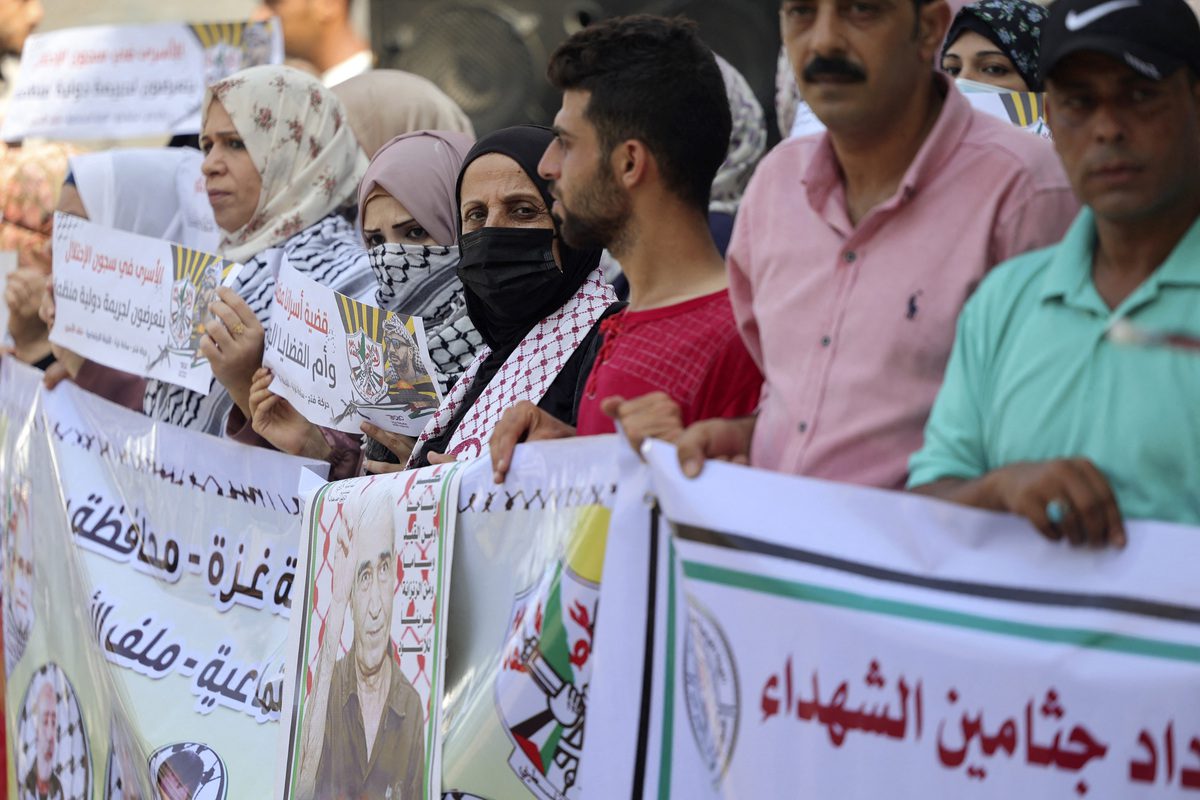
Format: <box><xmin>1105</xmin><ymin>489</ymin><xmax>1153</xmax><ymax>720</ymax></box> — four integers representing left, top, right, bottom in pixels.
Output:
<box><xmin>674</xmin><ymin>0</ymin><xmax>1079</xmax><ymax>489</ymax></box>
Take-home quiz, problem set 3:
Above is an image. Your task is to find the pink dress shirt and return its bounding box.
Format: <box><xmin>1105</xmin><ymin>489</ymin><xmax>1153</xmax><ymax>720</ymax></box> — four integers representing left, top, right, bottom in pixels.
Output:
<box><xmin>729</xmin><ymin>80</ymin><xmax>1079</xmax><ymax>489</ymax></box>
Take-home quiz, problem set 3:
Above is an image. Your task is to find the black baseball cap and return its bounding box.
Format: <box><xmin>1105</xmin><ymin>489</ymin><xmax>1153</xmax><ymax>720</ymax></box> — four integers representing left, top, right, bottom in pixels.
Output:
<box><xmin>1039</xmin><ymin>0</ymin><xmax>1200</xmax><ymax>82</ymax></box>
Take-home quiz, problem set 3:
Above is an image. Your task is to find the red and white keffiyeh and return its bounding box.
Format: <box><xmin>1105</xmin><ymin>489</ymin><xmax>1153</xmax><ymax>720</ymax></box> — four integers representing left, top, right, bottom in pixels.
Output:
<box><xmin>410</xmin><ymin>268</ymin><xmax>615</xmax><ymax>464</ymax></box>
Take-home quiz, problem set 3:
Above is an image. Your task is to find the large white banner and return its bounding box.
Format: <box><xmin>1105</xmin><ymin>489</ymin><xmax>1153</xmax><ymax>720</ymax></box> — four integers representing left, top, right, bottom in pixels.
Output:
<box><xmin>6</xmin><ymin>373</ymin><xmax>1196</xmax><ymax>800</ymax></box>
<box><xmin>50</xmin><ymin>213</ymin><xmax>240</xmax><ymax>394</ymax></box>
<box><xmin>1</xmin><ymin>19</ymin><xmax>283</xmax><ymax>142</ymax></box>
<box><xmin>586</xmin><ymin>441</ymin><xmax>1200</xmax><ymax>799</ymax></box>
<box><xmin>0</xmin><ymin>357</ymin><xmax>316</xmax><ymax>799</ymax></box>
<box><xmin>264</xmin><ymin>258</ymin><xmax>442</xmax><ymax>437</ymax></box>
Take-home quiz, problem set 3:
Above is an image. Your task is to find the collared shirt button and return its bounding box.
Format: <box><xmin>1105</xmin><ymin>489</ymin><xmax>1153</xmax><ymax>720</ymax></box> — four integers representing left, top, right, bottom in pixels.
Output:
<box><xmin>798</xmin><ymin>421</ymin><xmax>808</xmax><ymax>433</ymax></box>
<box><xmin>821</xmin><ymin>335</ymin><xmax>832</xmax><ymax>347</ymax></box>
<box><xmin>843</xmin><ymin>251</ymin><xmax>857</xmax><ymax>263</ymax></box>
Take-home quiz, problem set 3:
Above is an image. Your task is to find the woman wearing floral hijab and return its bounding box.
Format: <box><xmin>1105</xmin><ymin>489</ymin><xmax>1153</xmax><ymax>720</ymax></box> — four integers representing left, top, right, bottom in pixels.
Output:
<box><xmin>941</xmin><ymin>0</ymin><xmax>1050</xmax><ymax>92</ymax></box>
<box><xmin>144</xmin><ymin>64</ymin><xmax>375</xmax><ymax>437</ymax></box>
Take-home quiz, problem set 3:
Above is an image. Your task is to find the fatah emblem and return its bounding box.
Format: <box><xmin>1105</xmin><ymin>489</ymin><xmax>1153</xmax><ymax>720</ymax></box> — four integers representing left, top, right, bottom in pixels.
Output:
<box><xmin>496</xmin><ymin>560</ymin><xmax>599</xmax><ymax>800</ymax></box>
<box><xmin>155</xmin><ymin>244</ymin><xmax>228</xmax><ymax>367</ymax></box>
<box><xmin>347</xmin><ymin>329</ymin><xmax>387</xmax><ymax>405</ymax></box>
<box><xmin>169</xmin><ymin>280</ymin><xmax>197</xmax><ymax>349</ymax></box>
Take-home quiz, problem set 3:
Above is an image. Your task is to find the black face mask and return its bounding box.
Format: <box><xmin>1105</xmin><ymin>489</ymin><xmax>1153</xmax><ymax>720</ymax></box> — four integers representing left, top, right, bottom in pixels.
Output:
<box><xmin>456</xmin><ymin>227</ymin><xmax>564</xmax><ymax>350</ymax></box>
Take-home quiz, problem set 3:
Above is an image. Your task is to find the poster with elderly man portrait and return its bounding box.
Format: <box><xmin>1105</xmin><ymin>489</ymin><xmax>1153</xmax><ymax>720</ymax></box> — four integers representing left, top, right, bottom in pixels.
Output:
<box><xmin>276</xmin><ymin>464</ymin><xmax>460</xmax><ymax>800</ymax></box>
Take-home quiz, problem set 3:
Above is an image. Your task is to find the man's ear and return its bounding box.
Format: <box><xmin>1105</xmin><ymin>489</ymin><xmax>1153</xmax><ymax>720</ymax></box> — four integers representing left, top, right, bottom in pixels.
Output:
<box><xmin>614</xmin><ymin>140</ymin><xmax>652</xmax><ymax>191</ymax></box>
<box><xmin>917</xmin><ymin>0</ymin><xmax>952</xmax><ymax>63</ymax></box>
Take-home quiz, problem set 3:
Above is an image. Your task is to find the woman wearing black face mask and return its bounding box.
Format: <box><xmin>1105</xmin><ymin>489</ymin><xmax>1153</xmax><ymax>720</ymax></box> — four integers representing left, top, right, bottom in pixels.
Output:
<box><xmin>408</xmin><ymin>125</ymin><xmax>621</xmax><ymax>467</ymax></box>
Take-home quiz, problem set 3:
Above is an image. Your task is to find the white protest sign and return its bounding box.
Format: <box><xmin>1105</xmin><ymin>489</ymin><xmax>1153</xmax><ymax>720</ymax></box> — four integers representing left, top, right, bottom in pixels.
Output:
<box><xmin>264</xmin><ymin>257</ymin><xmax>442</xmax><ymax>436</ymax></box>
<box><xmin>1</xmin><ymin>19</ymin><xmax>282</xmax><ymax>141</ymax></box>
<box><xmin>49</xmin><ymin>212</ymin><xmax>241</xmax><ymax>394</ymax></box>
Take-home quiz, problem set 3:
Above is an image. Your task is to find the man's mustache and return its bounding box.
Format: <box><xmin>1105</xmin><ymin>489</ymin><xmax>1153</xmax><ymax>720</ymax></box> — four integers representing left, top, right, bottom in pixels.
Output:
<box><xmin>802</xmin><ymin>56</ymin><xmax>867</xmax><ymax>83</ymax></box>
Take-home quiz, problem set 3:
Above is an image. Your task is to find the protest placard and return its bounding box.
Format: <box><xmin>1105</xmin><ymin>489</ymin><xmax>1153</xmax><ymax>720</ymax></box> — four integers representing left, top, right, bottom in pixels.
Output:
<box><xmin>275</xmin><ymin>466</ymin><xmax>460</xmax><ymax>800</ymax></box>
<box><xmin>585</xmin><ymin>441</ymin><xmax>1200</xmax><ymax>799</ymax></box>
<box><xmin>0</xmin><ymin>357</ymin><xmax>314</xmax><ymax>799</ymax></box>
<box><xmin>263</xmin><ymin>257</ymin><xmax>442</xmax><ymax>436</ymax></box>
<box><xmin>1</xmin><ymin>19</ymin><xmax>282</xmax><ymax>142</ymax></box>
<box><xmin>49</xmin><ymin>212</ymin><xmax>240</xmax><ymax>394</ymax></box>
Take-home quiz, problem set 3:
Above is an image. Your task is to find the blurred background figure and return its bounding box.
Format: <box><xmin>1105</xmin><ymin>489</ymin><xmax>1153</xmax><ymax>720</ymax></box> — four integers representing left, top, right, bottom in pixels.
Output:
<box><xmin>1</xmin><ymin>142</ymin><xmax>74</xmax><ymax>368</ymax></box>
<box><xmin>710</xmin><ymin>55</ymin><xmax>766</xmax><ymax>256</ymax></box>
<box><xmin>941</xmin><ymin>0</ymin><xmax>1049</xmax><ymax>92</ymax></box>
<box><xmin>0</xmin><ymin>0</ymin><xmax>43</xmax><ymax>119</ymax></box>
<box><xmin>253</xmin><ymin>0</ymin><xmax>372</xmax><ymax>86</ymax></box>
<box><xmin>332</xmin><ymin>69</ymin><xmax>474</xmax><ymax>158</ymax></box>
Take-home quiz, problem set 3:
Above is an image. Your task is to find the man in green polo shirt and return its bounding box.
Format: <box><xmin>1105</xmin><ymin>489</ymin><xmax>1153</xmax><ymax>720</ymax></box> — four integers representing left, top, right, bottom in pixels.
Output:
<box><xmin>908</xmin><ymin>0</ymin><xmax>1200</xmax><ymax>547</ymax></box>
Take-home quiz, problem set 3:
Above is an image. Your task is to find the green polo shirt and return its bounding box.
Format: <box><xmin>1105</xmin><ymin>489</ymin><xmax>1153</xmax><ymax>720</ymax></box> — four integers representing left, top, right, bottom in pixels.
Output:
<box><xmin>908</xmin><ymin>208</ymin><xmax>1200</xmax><ymax>526</ymax></box>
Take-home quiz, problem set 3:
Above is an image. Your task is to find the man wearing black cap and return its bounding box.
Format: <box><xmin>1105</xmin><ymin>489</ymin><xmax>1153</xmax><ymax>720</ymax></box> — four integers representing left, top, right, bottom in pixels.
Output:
<box><xmin>909</xmin><ymin>0</ymin><xmax>1200</xmax><ymax>547</ymax></box>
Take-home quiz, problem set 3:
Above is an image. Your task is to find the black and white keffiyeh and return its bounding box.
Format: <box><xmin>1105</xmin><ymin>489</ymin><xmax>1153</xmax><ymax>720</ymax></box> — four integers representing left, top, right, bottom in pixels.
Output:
<box><xmin>368</xmin><ymin>242</ymin><xmax>483</xmax><ymax>395</ymax></box>
<box><xmin>143</xmin><ymin>213</ymin><xmax>375</xmax><ymax>434</ymax></box>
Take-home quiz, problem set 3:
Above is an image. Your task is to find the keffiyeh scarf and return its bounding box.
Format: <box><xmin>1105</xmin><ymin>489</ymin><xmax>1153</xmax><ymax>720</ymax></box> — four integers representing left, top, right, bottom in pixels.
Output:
<box><xmin>368</xmin><ymin>243</ymin><xmax>484</xmax><ymax>394</ymax></box>
<box><xmin>409</xmin><ymin>268</ymin><xmax>615</xmax><ymax>465</ymax></box>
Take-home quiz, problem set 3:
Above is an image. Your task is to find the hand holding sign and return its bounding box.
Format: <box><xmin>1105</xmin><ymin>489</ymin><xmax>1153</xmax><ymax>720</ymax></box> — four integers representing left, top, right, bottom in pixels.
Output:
<box><xmin>201</xmin><ymin>287</ymin><xmax>264</xmax><ymax>414</ymax></box>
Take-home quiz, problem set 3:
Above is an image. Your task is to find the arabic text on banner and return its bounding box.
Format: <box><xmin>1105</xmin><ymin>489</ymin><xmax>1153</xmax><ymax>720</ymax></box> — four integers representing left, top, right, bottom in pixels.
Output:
<box><xmin>1</xmin><ymin>19</ymin><xmax>283</xmax><ymax>141</ymax></box>
<box><xmin>49</xmin><ymin>212</ymin><xmax>239</xmax><ymax>395</ymax></box>
<box><xmin>0</xmin><ymin>357</ymin><xmax>315</xmax><ymax>799</ymax></box>
<box><xmin>263</xmin><ymin>257</ymin><xmax>442</xmax><ymax>436</ymax></box>
<box><xmin>584</xmin><ymin>440</ymin><xmax>1200</xmax><ymax>800</ymax></box>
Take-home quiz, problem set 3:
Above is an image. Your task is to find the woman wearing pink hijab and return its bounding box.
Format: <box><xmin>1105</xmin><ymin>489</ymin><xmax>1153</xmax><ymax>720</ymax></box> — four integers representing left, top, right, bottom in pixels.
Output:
<box><xmin>248</xmin><ymin>130</ymin><xmax>483</xmax><ymax>472</ymax></box>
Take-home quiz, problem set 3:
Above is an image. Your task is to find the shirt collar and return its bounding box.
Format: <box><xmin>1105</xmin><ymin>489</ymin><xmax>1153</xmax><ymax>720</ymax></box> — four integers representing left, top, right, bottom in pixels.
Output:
<box><xmin>803</xmin><ymin>74</ymin><xmax>971</xmax><ymax>212</ymax></box>
<box><xmin>1040</xmin><ymin>208</ymin><xmax>1200</xmax><ymax>311</ymax></box>
<box><xmin>321</xmin><ymin>50</ymin><xmax>374</xmax><ymax>88</ymax></box>
<box><xmin>341</xmin><ymin>645</ymin><xmax>411</xmax><ymax>721</ymax></box>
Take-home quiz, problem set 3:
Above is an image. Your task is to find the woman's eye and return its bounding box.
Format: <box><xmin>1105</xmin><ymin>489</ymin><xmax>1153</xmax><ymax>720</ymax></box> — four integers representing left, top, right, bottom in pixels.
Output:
<box><xmin>200</xmin><ymin>141</ymin><xmax>213</xmax><ymax>155</ymax></box>
<box><xmin>942</xmin><ymin>63</ymin><xmax>960</xmax><ymax>77</ymax></box>
<box><xmin>365</xmin><ymin>234</ymin><xmax>383</xmax><ymax>248</ymax></box>
<box><xmin>982</xmin><ymin>64</ymin><xmax>1012</xmax><ymax>77</ymax></box>
<box><xmin>229</xmin><ymin>138</ymin><xmax>245</xmax><ymax>150</ymax></box>
<box><xmin>405</xmin><ymin>226</ymin><xmax>428</xmax><ymax>241</ymax></box>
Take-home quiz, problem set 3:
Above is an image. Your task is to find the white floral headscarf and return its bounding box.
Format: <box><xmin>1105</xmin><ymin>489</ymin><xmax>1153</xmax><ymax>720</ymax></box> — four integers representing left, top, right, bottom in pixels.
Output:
<box><xmin>205</xmin><ymin>65</ymin><xmax>367</xmax><ymax>263</ymax></box>
<box><xmin>710</xmin><ymin>56</ymin><xmax>767</xmax><ymax>217</ymax></box>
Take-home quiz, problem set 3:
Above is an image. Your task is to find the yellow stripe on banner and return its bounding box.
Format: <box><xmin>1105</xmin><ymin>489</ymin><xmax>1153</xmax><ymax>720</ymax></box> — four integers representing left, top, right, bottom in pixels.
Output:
<box><xmin>335</xmin><ymin>295</ymin><xmax>389</xmax><ymax>339</ymax></box>
<box><xmin>188</xmin><ymin>22</ymin><xmax>248</xmax><ymax>49</ymax></box>
<box><xmin>172</xmin><ymin>244</ymin><xmax>222</xmax><ymax>287</ymax></box>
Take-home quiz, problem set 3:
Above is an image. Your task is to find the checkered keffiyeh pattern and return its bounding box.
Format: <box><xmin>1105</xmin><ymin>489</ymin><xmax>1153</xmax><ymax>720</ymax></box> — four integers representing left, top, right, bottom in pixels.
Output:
<box><xmin>410</xmin><ymin>268</ymin><xmax>615</xmax><ymax>464</ymax></box>
<box><xmin>17</xmin><ymin>663</ymin><xmax>91</xmax><ymax>800</ymax></box>
<box><xmin>302</xmin><ymin>467</ymin><xmax>454</xmax><ymax>722</ymax></box>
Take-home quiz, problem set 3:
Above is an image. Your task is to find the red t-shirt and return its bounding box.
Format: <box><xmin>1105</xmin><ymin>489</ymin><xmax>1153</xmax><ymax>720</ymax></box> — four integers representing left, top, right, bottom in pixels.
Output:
<box><xmin>576</xmin><ymin>289</ymin><xmax>763</xmax><ymax>435</ymax></box>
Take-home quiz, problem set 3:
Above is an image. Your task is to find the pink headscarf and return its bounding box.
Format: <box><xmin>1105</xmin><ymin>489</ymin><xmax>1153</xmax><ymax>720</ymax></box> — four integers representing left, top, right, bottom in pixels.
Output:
<box><xmin>355</xmin><ymin>130</ymin><xmax>475</xmax><ymax>248</ymax></box>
